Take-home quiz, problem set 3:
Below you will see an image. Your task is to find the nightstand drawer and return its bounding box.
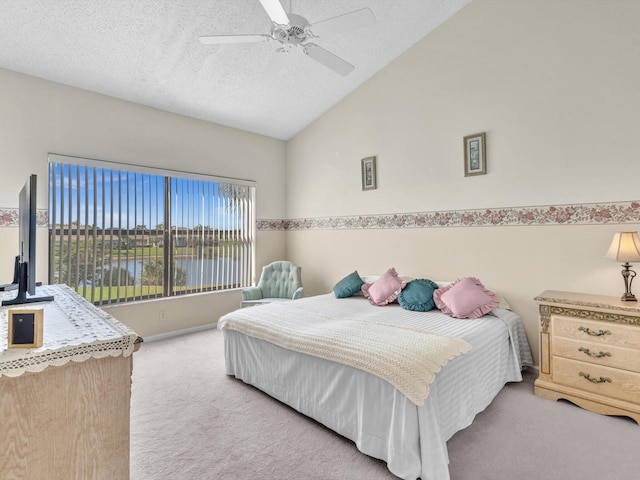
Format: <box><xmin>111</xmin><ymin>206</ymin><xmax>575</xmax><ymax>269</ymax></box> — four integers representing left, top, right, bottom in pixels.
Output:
<box><xmin>552</xmin><ymin>336</ymin><xmax>640</xmax><ymax>373</ymax></box>
<box><xmin>553</xmin><ymin>356</ymin><xmax>640</xmax><ymax>404</ymax></box>
<box><xmin>552</xmin><ymin>316</ymin><xmax>640</xmax><ymax>349</ymax></box>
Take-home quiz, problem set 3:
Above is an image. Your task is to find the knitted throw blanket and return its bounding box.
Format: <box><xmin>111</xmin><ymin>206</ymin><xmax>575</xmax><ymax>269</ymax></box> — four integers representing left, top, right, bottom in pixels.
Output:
<box><xmin>218</xmin><ymin>303</ymin><xmax>471</xmax><ymax>406</ymax></box>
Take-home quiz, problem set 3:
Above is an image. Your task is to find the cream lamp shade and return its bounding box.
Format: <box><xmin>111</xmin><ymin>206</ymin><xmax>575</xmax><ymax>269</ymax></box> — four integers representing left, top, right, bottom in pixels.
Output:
<box><xmin>606</xmin><ymin>231</ymin><xmax>640</xmax><ymax>301</ymax></box>
<box><xmin>605</xmin><ymin>232</ymin><xmax>640</xmax><ymax>262</ymax></box>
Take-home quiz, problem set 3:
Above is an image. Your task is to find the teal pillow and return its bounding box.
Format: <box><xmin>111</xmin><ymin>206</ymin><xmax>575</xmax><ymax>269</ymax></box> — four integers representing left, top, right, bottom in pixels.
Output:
<box><xmin>333</xmin><ymin>271</ymin><xmax>365</xmax><ymax>298</ymax></box>
<box><xmin>398</xmin><ymin>279</ymin><xmax>439</xmax><ymax>312</ymax></box>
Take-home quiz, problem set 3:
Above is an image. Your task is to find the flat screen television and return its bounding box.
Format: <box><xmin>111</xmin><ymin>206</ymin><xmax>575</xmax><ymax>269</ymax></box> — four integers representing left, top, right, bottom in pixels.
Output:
<box><xmin>1</xmin><ymin>174</ymin><xmax>54</xmax><ymax>306</ymax></box>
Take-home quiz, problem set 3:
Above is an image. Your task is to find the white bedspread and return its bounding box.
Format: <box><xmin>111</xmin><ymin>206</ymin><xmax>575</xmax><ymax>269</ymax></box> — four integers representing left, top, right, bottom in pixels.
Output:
<box><xmin>221</xmin><ymin>294</ymin><xmax>533</xmax><ymax>480</ymax></box>
<box><xmin>219</xmin><ymin>303</ymin><xmax>470</xmax><ymax>406</ymax></box>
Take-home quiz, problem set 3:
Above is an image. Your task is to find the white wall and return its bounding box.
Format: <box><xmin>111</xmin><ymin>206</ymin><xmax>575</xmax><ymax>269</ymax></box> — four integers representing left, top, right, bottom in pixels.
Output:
<box><xmin>284</xmin><ymin>0</ymin><xmax>640</xmax><ymax>364</ymax></box>
<box><xmin>0</xmin><ymin>67</ymin><xmax>286</xmax><ymax>337</ymax></box>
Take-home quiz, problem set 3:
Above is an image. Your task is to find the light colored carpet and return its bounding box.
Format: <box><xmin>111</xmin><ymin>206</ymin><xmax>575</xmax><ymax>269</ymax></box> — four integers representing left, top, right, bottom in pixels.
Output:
<box><xmin>131</xmin><ymin>328</ymin><xmax>640</xmax><ymax>480</ymax></box>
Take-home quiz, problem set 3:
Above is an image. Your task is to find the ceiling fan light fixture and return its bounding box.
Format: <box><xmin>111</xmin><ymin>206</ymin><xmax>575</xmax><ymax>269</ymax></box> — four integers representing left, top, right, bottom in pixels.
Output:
<box><xmin>271</xmin><ymin>13</ymin><xmax>308</xmax><ymax>43</ymax></box>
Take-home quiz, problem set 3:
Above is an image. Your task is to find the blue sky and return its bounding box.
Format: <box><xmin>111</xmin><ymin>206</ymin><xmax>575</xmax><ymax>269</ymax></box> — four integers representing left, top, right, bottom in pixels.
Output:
<box><xmin>49</xmin><ymin>163</ymin><xmax>245</xmax><ymax>230</ymax></box>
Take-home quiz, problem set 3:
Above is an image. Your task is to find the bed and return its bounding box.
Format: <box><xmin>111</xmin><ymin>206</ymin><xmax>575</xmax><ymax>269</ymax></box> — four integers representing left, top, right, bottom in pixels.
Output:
<box><xmin>218</xmin><ymin>288</ymin><xmax>532</xmax><ymax>480</ymax></box>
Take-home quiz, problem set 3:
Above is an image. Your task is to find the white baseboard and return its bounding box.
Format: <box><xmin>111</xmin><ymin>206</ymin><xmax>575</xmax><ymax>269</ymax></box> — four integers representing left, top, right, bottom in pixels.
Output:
<box><xmin>143</xmin><ymin>323</ymin><xmax>218</xmax><ymax>343</ymax></box>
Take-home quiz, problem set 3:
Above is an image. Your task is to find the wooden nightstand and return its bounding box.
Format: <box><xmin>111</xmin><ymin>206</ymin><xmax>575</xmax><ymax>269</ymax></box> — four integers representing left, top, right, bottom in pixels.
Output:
<box><xmin>534</xmin><ymin>290</ymin><xmax>640</xmax><ymax>425</ymax></box>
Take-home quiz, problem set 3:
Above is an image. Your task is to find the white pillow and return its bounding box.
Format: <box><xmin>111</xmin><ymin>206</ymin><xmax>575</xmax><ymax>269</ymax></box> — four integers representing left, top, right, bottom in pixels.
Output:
<box><xmin>362</xmin><ymin>274</ymin><xmax>415</xmax><ymax>284</ymax></box>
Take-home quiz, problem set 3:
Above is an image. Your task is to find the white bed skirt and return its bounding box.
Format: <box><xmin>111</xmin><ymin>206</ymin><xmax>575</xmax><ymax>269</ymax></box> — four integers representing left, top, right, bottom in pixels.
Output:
<box><xmin>224</xmin><ymin>323</ymin><xmax>523</xmax><ymax>480</ymax></box>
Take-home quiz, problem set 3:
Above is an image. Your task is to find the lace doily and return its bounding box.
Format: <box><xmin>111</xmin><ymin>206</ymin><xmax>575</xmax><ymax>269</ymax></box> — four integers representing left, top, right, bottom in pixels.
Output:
<box><xmin>0</xmin><ymin>284</ymin><xmax>140</xmax><ymax>378</ymax></box>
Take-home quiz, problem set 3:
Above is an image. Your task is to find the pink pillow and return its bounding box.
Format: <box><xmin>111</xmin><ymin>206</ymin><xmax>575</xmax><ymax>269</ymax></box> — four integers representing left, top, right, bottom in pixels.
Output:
<box><xmin>433</xmin><ymin>277</ymin><xmax>499</xmax><ymax>319</ymax></box>
<box><xmin>361</xmin><ymin>268</ymin><xmax>407</xmax><ymax>306</ymax></box>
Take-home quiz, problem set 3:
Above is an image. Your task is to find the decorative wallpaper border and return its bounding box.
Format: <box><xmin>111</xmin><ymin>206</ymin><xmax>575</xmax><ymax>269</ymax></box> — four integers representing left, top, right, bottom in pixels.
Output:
<box><xmin>258</xmin><ymin>200</ymin><xmax>640</xmax><ymax>231</ymax></box>
<box><xmin>2</xmin><ymin>201</ymin><xmax>638</xmax><ymax>230</ymax></box>
<box><xmin>0</xmin><ymin>209</ymin><xmax>49</xmax><ymax>227</ymax></box>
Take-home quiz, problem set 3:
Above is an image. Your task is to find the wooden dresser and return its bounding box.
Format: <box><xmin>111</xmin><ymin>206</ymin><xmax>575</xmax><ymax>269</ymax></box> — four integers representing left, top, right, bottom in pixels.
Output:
<box><xmin>0</xmin><ymin>285</ymin><xmax>142</xmax><ymax>479</ymax></box>
<box><xmin>534</xmin><ymin>290</ymin><xmax>640</xmax><ymax>424</ymax></box>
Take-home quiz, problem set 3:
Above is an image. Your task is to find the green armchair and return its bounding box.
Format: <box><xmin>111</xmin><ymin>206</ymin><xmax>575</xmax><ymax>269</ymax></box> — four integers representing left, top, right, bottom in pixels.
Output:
<box><xmin>240</xmin><ymin>261</ymin><xmax>303</xmax><ymax>308</ymax></box>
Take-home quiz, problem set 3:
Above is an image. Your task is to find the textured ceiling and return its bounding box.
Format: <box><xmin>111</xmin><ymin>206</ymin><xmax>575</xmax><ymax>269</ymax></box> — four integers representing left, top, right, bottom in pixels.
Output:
<box><xmin>0</xmin><ymin>0</ymin><xmax>470</xmax><ymax>140</ymax></box>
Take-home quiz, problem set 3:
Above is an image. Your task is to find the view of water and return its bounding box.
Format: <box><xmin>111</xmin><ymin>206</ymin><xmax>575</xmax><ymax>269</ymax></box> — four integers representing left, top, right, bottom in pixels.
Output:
<box><xmin>114</xmin><ymin>257</ymin><xmax>241</xmax><ymax>287</ymax></box>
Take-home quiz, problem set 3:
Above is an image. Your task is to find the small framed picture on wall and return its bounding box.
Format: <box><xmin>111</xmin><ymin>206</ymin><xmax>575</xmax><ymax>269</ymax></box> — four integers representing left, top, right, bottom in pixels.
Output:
<box><xmin>361</xmin><ymin>156</ymin><xmax>377</xmax><ymax>191</ymax></box>
<box><xmin>463</xmin><ymin>132</ymin><xmax>486</xmax><ymax>176</ymax></box>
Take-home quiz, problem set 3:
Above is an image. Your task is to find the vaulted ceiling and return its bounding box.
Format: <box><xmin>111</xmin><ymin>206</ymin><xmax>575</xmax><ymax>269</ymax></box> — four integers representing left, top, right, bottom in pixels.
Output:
<box><xmin>0</xmin><ymin>0</ymin><xmax>470</xmax><ymax>140</ymax></box>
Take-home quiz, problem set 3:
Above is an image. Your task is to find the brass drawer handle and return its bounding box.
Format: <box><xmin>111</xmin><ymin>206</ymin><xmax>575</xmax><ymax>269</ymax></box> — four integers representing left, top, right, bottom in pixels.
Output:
<box><xmin>578</xmin><ymin>326</ymin><xmax>611</xmax><ymax>337</ymax></box>
<box><xmin>579</xmin><ymin>372</ymin><xmax>612</xmax><ymax>384</ymax></box>
<box><xmin>578</xmin><ymin>347</ymin><xmax>612</xmax><ymax>358</ymax></box>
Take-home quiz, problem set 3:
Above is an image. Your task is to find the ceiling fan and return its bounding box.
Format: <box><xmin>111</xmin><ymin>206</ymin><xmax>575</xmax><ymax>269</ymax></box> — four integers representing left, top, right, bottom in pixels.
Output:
<box><xmin>199</xmin><ymin>0</ymin><xmax>376</xmax><ymax>76</ymax></box>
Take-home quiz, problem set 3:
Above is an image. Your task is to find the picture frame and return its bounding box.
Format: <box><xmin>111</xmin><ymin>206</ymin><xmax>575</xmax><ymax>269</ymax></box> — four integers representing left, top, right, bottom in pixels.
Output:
<box><xmin>8</xmin><ymin>308</ymin><xmax>44</xmax><ymax>348</ymax></box>
<box><xmin>463</xmin><ymin>132</ymin><xmax>486</xmax><ymax>176</ymax></box>
<box><xmin>361</xmin><ymin>156</ymin><xmax>377</xmax><ymax>191</ymax></box>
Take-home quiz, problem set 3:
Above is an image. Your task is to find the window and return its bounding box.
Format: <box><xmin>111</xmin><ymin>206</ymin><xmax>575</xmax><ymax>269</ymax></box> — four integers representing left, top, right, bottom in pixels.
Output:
<box><xmin>48</xmin><ymin>155</ymin><xmax>255</xmax><ymax>306</ymax></box>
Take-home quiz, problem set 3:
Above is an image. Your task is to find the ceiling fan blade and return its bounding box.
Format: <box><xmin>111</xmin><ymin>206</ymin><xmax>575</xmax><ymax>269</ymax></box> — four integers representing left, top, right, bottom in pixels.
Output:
<box><xmin>199</xmin><ymin>34</ymin><xmax>272</xmax><ymax>45</ymax></box>
<box><xmin>310</xmin><ymin>8</ymin><xmax>376</xmax><ymax>38</ymax></box>
<box><xmin>304</xmin><ymin>43</ymin><xmax>354</xmax><ymax>76</ymax></box>
<box><xmin>258</xmin><ymin>0</ymin><xmax>290</xmax><ymax>26</ymax></box>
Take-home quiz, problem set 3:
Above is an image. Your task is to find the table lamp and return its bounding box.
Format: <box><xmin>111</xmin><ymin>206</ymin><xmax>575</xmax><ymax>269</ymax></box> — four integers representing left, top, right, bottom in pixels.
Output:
<box><xmin>605</xmin><ymin>231</ymin><xmax>640</xmax><ymax>301</ymax></box>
